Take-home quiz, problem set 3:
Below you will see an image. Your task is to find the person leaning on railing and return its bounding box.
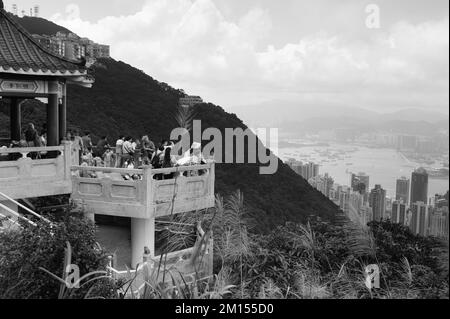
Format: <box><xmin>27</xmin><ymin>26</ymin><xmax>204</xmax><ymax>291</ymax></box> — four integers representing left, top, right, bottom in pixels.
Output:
<box><xmin>121</xmin><ymin>136</ymin><xmax>135</xmax><ymax>168</ymax></box>
<box><xmin>115</xmin><ymin>135</ymin><xmax>125</xmax><ymax>168</ymax></box>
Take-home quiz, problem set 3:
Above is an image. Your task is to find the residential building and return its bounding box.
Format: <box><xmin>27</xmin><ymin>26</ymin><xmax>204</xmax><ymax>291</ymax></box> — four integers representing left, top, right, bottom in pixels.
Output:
<box><xmin>392</xmin><ymin>200</ymin><xmax>409</xmax><ymax>225</ymax></box>
<box><xmin>409</xmin><ymin>202</ymin><xmax>432</xmax><ymax>236</ymax></box>
<box><xmin>410</xmin><ymin>168</ymin><xmax>428</xmax><ymax>205</ymax></box>
<box><xmin>396</xmin><ymin>177</ymin><xmax>410</xmax><ymax>204</ymax></box>
<box><xmin>428</xmin><ymin>207</ymin><xmax>449</xmax><ymax>240</ymax></box>
<box><xmin>32</xmin><ymin>32</ymin><xmax>110</xmax><ymax>62</ymax></box>
<box><xmin>369</xmin><ymin>185</ymin><xmax>386</xmax><ymax>221</ymax></box>
<box><xmin>351</xmin><ymin>172</ymin><xmax>370</xmax><ymax>194</ymax></box>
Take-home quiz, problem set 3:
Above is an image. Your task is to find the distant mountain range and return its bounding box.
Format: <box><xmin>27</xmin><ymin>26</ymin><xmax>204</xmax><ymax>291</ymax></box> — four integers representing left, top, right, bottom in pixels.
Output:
<box><xmin>233</xmin><ymin>100</ymin><xmax>449</xmax><ymax>137</ymax></box>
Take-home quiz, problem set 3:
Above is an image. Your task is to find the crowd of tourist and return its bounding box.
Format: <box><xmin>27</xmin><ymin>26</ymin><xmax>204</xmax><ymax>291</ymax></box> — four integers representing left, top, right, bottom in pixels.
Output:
<box><xmin>67</xmin><ymin>130</ymin><xmax>208</xmax><ymax>180</ymax></box>
<box><xmin>1</xmin><ymin>124</ymin><xmax>209</xmax><ymax>181</ymax></box>
<box><xmin>0</xmin><ymin>123</ymin><xmax>48</xmax><ymax>160</ymax></box>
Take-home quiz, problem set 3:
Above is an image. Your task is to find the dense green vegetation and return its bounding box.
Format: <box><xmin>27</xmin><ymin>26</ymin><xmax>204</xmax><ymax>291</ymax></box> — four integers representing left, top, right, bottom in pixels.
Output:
<box><xmin>0</xmin><ymin>211</ymin><xmax>115</xmax><ymax>299</ymax></box>
<box><xmin>12</xmin><ymin>14</ymin><xmax>70</xmax><ymax>36</ymax></box>
<box><xmin>1</xmin><ymin>196</ymin><xmax>447</xmax><ymax>299</ymax></box>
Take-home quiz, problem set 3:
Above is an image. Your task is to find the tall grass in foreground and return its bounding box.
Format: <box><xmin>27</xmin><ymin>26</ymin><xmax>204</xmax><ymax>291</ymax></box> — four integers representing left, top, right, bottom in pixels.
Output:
<box><xmin>30</xmin><ymin>191</ymin><xmax>449</xmax><ymax>299</ymax></box>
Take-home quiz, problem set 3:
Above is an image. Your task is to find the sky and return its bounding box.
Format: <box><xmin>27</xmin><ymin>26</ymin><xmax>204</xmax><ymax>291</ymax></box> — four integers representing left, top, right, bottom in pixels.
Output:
<box><xmin>5</xmin><ymin>0</ymin><xmax>449</xmax><ymax>117</ymax></box>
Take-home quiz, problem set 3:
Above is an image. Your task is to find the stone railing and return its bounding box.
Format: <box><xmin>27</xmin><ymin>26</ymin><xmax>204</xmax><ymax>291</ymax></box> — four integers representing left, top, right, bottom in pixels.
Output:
<box><xmin>107</xmin><ymin>223</ymin><xmax>214</xmax><ymax>298</ymax></box>
<box><xmin>70</xmin><ymin>162</ymin><xmax>215</xmax><ymax>219</ymax></box>
<box><xmin>0</xmin><ymin>142</ymin><xmax>72</xmax><ymax>199</ymax></box>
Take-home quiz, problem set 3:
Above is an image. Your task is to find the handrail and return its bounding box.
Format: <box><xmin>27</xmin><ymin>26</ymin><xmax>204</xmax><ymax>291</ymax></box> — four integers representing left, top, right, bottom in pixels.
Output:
<box><xmin>0</xmin><ymin>212</ymin><xmax>24</xmax><ymax>229</ymax></box>
<box><xmin>0</xmin><ymin>202</ymin><xmax>37</xmax><ymax>227</ymax></box>
<box><xmin>151</xmin><ymin>163</ymin><xmax>213</xmax><ymax>175</ymax></box>
<box><xmin>0</xmin><ymin>146</ymin><xmax>64</xmax><ymax>154</ymax></box>
<box><xmin>70</xmin><ymin>163</ymin><xmax>212</xmax><ymax>176</ymax></box>
<box><xmin>70</xmin><ymin>166</ymin><xmax>144</xmax><ymax>175</ymax></box>
<box><xmin>0</xmin><ymin>191</ymin><xmax>53</xmax><ymax>225</ymax></box>
<box><xmin>70</xmin><ymin>163</ymin><xmax>213</xmax><ymax>179</ymax></box>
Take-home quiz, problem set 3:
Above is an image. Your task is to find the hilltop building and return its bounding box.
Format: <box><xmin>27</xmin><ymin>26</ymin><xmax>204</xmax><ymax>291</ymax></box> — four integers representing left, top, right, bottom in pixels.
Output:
<box><xmin>179</xmin><ymin>95</ymin><xmax>203</xmax><ymax>108</ymax></box>
<box><xmin>32</xmin><ymin>32</ymin><xmax>110</xmax><ymax>64</ymax></box>
<box><xmin>8</xmin><ymin>3</ymin><xmax>39</xmax><ymax>17</ymax></box>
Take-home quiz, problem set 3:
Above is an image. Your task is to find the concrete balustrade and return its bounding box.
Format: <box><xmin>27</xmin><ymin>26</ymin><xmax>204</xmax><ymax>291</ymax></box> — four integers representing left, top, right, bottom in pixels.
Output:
<box><xmin>70</xmin><ymin>162</ymin><xmax>216</xmax><ymax>219</ymax></box>
<box><xmin>107</xmin><ymin>223</ymin><xmax>214</xmax><ymax>297</ymax></box>
<box><xmin>0</xmin><ymin>142</ymin><xmax>72</xmax><ymax>199</ymax></box>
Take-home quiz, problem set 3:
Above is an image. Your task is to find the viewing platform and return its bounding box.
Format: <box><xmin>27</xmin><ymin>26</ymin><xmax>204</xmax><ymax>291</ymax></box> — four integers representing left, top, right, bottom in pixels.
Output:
<box><xmin>1</xmin><ymin>145</ymin><xmax>216</xmax><ymax>267</ymax></box>
<box><xmin>0</xmin><ymin>143</ymin><xmax>73</xmax><ymax>199</ymax></box>
<box><xmin>70</xmin><ymin>162</ymin><xmax>215</xmax><ymax>267</ymax></box>
<box><xmin>70</xmin><ymin>162</ymin><xmax>215</xmax><ymax>219</ymax></box>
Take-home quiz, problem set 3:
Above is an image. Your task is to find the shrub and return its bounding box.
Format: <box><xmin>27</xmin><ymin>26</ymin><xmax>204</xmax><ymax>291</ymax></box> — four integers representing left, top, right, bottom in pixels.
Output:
<box><xmin>0</xmin><ymin>211</ymin><xmax>111</xmax><ymax>299</ymax></box>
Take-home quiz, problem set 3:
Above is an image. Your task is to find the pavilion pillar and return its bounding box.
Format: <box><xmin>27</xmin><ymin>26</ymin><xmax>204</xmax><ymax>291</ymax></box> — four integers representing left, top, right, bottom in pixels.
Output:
<box><xmin>47</xmin><ymin>81</ymin><xmax>59</xmax><ymax>146</ymax></box>
<box><xmin>59</xmin><ymin>83</ymin><xmax>67</xmax><ymax>140</ymax></box>
<box><xmin>131</xmin><ymin>217</ymin><xmax>155</xmax><ymax>269</ymax></box>
<box><xmin>10</xmin><ymin>98</ymin><xmax>21</xmax><ymax>142</ymax></box>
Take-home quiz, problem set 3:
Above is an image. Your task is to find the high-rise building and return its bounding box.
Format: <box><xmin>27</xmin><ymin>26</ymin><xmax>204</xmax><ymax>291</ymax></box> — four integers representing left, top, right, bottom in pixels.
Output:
<box><xmin>12</xmin><ymin>4</ymin><xmax>18</xmax><ymax>16</ymax></box>
<box><xmin>33</xmin><ymin>5</ymin><xmax>39</xmax><ymax>18</ymax></box>
<box><xmin>287</xmin><ymin>160</ymin><xmax>320</xmax><ymax>181</ymax></box>
<box><xmin>434</xmin><ymin>193</ymin><xmax>449</xmax><ymax>208</ymax></box>
<box><xmin>351</xmin><ymin>173</ymin><xmax>370</xmax><ymax>194</ymax></box>
<box><xmin>396</xmin><ymin>177</ymin><xmax>410</xmax><ymax>204</ymax></box>
<box><xmin>409</xmin><ymin>202</ymin><xmax>431</xmax><ymax>236</ymax></box>
<box><xmin>369</xmin><ymin>185</ymin><xmax>386</xmax><ymax>221</ymax></box>
<box><xmin>308</xmin><ymin>173</ymin><xmax>334</xmax><ymax>198</ymax></box>
<box><xmin>428</xmin><ymin>207</ymin><xmax>449</xmax><ymax>240</ymax></box>
<box><xmin>410</xmin><ymin>168</ymin><xmax>428</xmax><ymax>205</ymax></box>
<box><xmin>392</xmin><ymin>200</ymin><xmax>409</xmax><ymax>225</ymax></box>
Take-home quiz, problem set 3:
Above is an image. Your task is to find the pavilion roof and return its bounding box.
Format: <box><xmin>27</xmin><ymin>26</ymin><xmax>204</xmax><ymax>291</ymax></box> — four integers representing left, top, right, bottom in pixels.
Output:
<box><xmin>0</xmin><ymin>4</ymin><xmax>93</xmax><ymax>86</ymax></box>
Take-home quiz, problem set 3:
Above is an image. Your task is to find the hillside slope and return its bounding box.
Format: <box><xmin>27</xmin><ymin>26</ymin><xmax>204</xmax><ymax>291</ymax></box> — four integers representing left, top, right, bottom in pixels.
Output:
<box><xmin>12</xmin><ymin>15</ymin><xmax>70</xmax><ymax>35</ymax></box>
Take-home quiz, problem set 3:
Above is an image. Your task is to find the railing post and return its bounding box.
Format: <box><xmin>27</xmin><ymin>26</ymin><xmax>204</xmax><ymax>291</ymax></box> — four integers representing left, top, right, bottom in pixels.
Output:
<box><xmin>208</xmin><ymin>232</ymin><xmax>214</xmax><ymax>277</ymax></box>
<box><xmin>144</xmin><ymin>166</ymin><xmax>153</xmax><ymax>215</ymax></box>
<box><xmin>63</xmin><ymin>141</ymin><xmax>72</xmax><ymax>181</ymax></box>
<box><xmin>209</xmin><ymin>162</ymin><xmax>215</xmax><ymax>199</ymax></box>
<box><xmin>130</xmin><ymin>166</ymin><xmax>155</xmax><ymax>268</ymax></box>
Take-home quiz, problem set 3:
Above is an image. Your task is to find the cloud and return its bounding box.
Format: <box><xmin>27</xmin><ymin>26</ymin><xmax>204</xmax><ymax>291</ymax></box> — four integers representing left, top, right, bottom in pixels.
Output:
<box><xmin>51</xmin><ymin>0</ymin><xmax>449</xmax><ymax>112</ymax></box>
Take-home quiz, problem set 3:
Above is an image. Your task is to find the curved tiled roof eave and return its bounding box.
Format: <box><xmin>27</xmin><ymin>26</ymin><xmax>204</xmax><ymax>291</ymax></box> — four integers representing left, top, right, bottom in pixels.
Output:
<box><xmin>0</xmin><ymin>5</ymin><xmax>93</xmax><ymax>86</ymax></box>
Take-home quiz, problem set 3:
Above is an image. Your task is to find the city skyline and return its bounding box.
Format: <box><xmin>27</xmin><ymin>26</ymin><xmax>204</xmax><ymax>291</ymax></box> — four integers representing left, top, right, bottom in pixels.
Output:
<box><xmin>288</xmin><ymin>158</ymin><xmax>448</xmax><ymax>239</ymax></box>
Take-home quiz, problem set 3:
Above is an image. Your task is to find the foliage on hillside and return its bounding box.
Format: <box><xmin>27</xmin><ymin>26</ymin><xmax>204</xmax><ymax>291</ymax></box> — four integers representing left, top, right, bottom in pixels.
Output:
<box><xmin>12</xmin><ymin>15</ymin><xmax>70</xmax><ymax>36</ymax></box>
<box><xmin>1</xmin><ymin>195</ymin><xmax>448</xmax><ymax>299</ymax></box>
<box><xmin>0</xmin><ymin>211</ymin><xmax>114</xmax><ymax>299</ymax></box>
<box><xmin>230</xmin><ymin>219</ymin><xmax>449</xmax><ymax>299</ymax></box>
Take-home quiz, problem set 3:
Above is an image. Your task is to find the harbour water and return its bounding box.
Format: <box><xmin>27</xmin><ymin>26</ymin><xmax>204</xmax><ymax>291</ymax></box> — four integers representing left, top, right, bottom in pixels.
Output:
<box><xmin>277</xmin><ymin>143</ymin><xmax>449</xmax><ymax>199</ymax></box>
